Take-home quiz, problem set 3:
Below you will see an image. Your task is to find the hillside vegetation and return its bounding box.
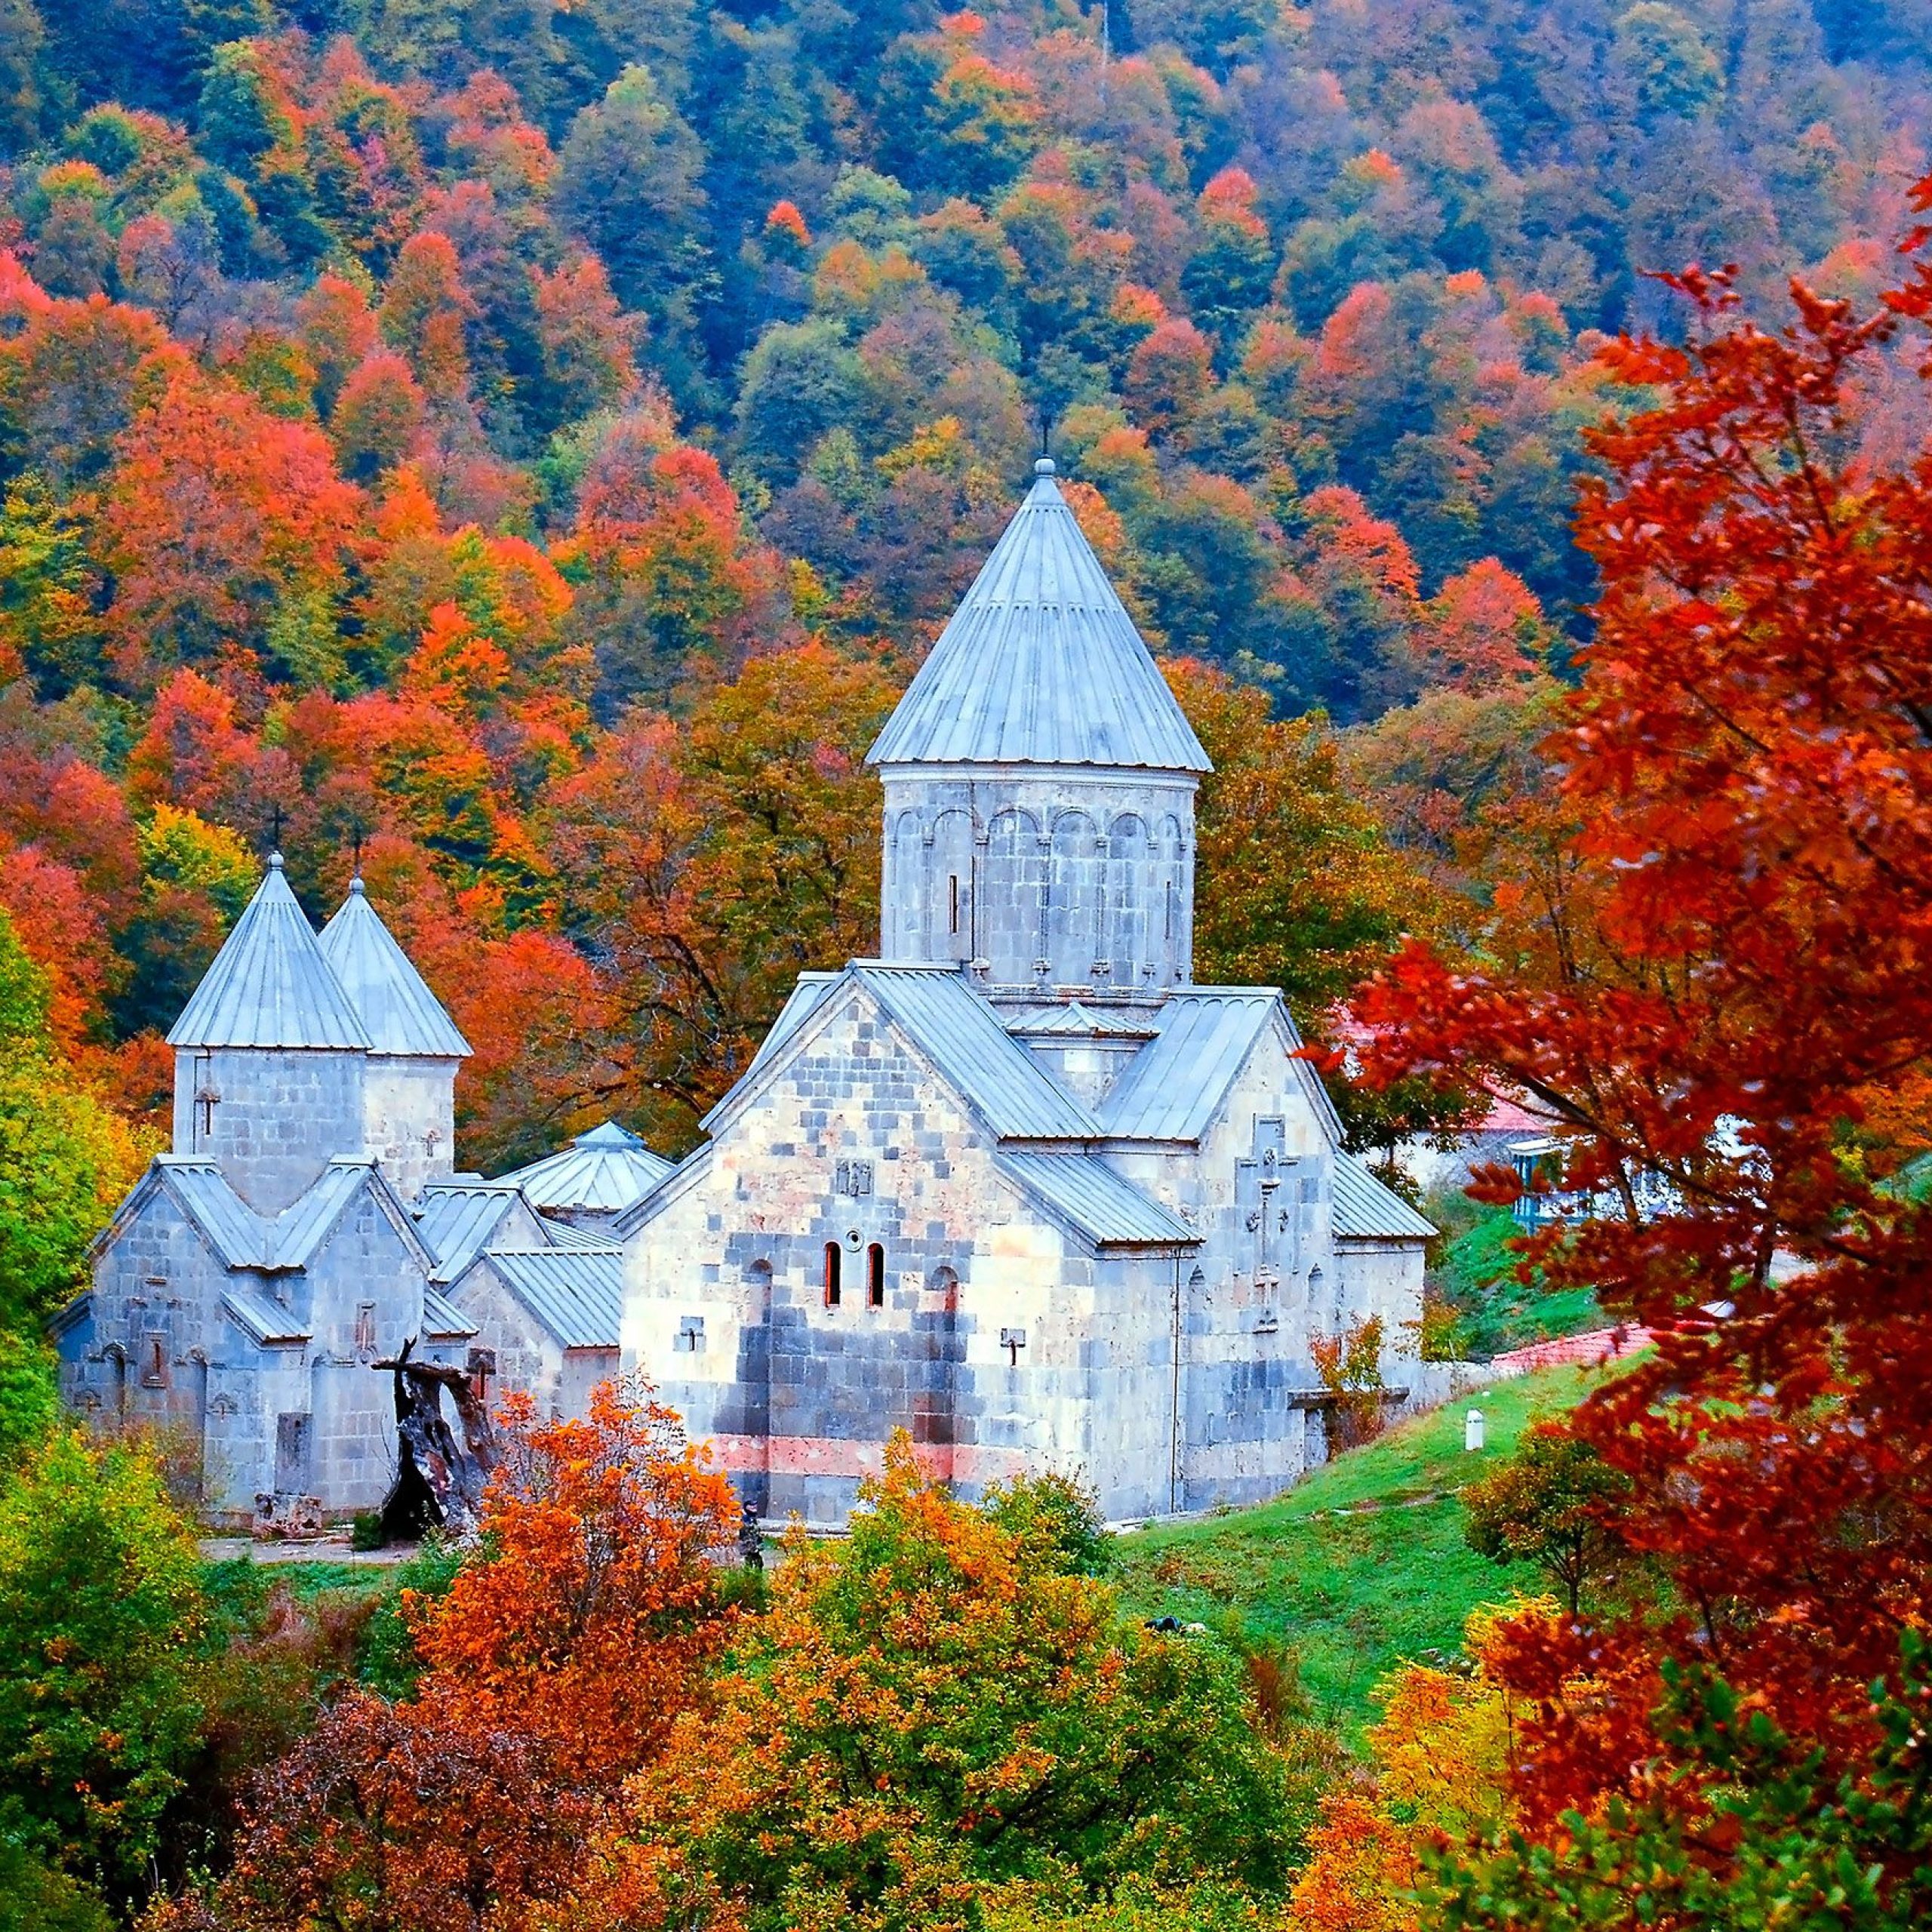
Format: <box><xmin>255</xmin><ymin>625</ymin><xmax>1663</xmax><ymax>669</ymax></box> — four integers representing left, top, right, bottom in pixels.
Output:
<box><xmin>1117</xmin><ymin>1361</ymin><xmax>1600</xmax><ymax>1727</ymax></box>
<box><xmin>3</xmin><ymin>0</ymin><xmax>1930</xmax><ymax>1355</ymax></box>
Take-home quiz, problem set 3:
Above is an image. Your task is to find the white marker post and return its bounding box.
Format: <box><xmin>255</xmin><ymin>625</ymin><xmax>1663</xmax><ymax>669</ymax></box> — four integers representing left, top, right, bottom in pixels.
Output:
<box><xmin>1465</xmin><ymin>1407</ymin><xmax>1486</xmax><ymax>1453</ymax></box>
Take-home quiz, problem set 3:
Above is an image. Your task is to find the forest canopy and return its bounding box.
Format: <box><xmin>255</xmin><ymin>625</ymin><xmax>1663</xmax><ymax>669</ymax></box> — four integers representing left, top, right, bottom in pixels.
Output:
<box><xmin>1</xmin><ymin>0</ymin><xmax>1929</xmax><ymax>1284</ymax></box>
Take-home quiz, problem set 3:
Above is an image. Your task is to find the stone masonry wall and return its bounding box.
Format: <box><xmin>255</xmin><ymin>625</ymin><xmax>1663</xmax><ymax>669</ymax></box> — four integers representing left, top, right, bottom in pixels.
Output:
<box><xmin>172</xmin><ymin>1047</ymin><xmax>367</xmax><ymax>1215</ymax></box>
<box><xmin>360</xmin><ymin>1055</ymin><xmax>457</xmax><ymax>1203</ymax></box>
<box><xmin>879</xmin><ymin>764</ymin><xmax>1199</xmax><ymax>992</ymax></box>
<box><xmin>456</xmin><ymin>1260</ymin><xmax>565</xmax><ymax>1414</ymax></box>
<box><xmin>298</xmin><ymin>1190</ymin><xmax>429</xmax><ymax>1510</ymax></box>
<box><xmin>1103</xmin><ymin>1029</ymin><xmax>1340</xmax><ymax>1510</ymax></box>
<box><xmin>623</xmin><ymin>987</ymin><xmax>1193</xmax><ymax>1522</ymax></box>
<box><xmin>68</xmin><ymin>1187</ymin><xmax>309</xmax><ymax>1516</ymax></box>
<box><xmin>1334</xmin><ymin>1238</ymin><xmax>1428</xmax><ymax>1365</ymax></box>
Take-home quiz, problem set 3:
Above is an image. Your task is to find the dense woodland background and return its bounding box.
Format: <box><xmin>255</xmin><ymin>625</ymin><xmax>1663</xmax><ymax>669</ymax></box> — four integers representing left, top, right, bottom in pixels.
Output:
<box><xmin>4</xmin><ymin>0</ymin><xmax>1932</xmax><ymax>1323</ymax></box>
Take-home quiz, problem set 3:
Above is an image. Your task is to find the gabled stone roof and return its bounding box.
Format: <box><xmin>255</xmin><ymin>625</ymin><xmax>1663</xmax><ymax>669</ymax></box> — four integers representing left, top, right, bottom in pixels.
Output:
<box><xmin>103</xmin><ymin>1155</ymin><xmax>438</xmax><ymax>1276</ymax></box>
<box><xmin>318</xmin><ymin>879</ymin><xmax>472</xmax><ymax>1058</ymax></box>
<box><xmin>996</xmin><ymin>1151</ymin><xmax>1197</xmax><ymax>1251</ymax></box>
<box><xmin>703</xmin><ymin>961</ymin><xmax>1103</xmax><ymax>1143</ymax></box>
<box><xmin>167</xmin><ymin>856</ymin><xmax>371</xmax><ymax>1051</ymax></box>
<box><xmin>475</xmin><ymin>1247</ymin><xmax>624</xmax><ymax>1350</ymax></box>
<box><xmin>412</xmin><ymin>1180</ymin><xmax>534</xmax><ymax>1285</ymax></box>
<box><xmin>867</xmin><ymin>461</ymin><xmax>1211</xmax><ymax>774</ymax></box>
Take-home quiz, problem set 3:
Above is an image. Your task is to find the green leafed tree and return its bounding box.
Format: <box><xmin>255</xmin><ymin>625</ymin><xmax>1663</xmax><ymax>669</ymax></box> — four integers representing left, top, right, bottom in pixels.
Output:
<box><xmin>1463</xmin><ymin>1417</ymin><xmax>1634</xmax><ymax>1616</ymax></box>
<box><xmin>0</xmin><ymin>1428</ymin><xmax>207</xmax><ymax>1901</ymax></box>
<box><xmin>0</xmin><ymin>907</ymin><xmax>151</xmax><ymax>1334</ymax></box>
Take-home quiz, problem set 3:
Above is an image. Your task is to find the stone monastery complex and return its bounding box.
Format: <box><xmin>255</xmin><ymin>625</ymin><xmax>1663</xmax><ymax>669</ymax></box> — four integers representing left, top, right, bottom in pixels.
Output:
<box><xmin>54</xmin><ymin>460</ymin><xmax>1432</xmax><ymax>1527</ymax></box>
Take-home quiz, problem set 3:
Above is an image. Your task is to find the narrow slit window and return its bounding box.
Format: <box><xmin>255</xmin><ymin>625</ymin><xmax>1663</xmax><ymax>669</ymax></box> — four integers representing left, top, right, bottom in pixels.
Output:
<box><xmin>823</xmin><ymin>1241</ymin><xmax>841</xmax><ymax>1307</ymax></box>
<box><xmin>866</xmin><ymin>1243</ymin><xmax>885</xmax><ymax>1307</ymax></box>
<box><xmin>949</xmin><ymin>873</ymin><xmax>960</xmax><ymax>936</ymax></box>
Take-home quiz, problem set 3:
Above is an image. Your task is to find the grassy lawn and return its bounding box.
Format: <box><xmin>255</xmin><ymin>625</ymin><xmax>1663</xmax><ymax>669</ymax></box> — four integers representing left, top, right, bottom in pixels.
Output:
<box><xmin>1114</xmin><ymin>1363</ymin><xmax>1604</xmax><ymax>1736</ymax></box>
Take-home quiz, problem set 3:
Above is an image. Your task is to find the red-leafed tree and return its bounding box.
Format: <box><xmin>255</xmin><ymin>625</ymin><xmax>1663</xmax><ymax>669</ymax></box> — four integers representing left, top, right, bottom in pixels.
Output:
<box><xmin>1359</xmin><ymin>195</ymin><xmax>1932</xmax><ymax>1908</ymax></box>
<box><xmin>99</xmin><ymin>368</ymin><xmax>362</xmax><ymax>689</ymax></box>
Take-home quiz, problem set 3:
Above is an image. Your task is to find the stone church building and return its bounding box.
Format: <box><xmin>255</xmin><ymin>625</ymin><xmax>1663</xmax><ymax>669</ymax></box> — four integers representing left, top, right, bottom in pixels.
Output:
<box><xmin>54</xmin><ymin>460</ymin><xmax>1428</xmax><ymax>1528</ymax></box>
<box><xmin>51</xmin><ymin>867</ymin><xmax>631</xmax><ymax>1523</ymax></box>
<box><xmin>615</xmin><ymin>460</ymin><xmax>1430</xmax><ymax>1525</ymax></box>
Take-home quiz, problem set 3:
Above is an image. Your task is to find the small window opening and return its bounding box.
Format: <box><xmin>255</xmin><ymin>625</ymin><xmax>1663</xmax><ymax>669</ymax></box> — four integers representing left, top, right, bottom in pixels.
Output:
<box><xmin>866</xmin><ymin>1243</ymin><xmax>885</xmax><ymax>1307</ymax></box>
<box><xmin>823</xmin><ymin>1241</ymin><xmax>842</xmax><ymax>1306</ymax></box>
<box><xmin>354</xmin><ymin>1301</ymin><xmax>377</xmax><ymax>1357</ymax></box>
<box><xmin>948</xmin><ymin>873</ymin><xmax>961</xmax><ymax>936</ymax></box>
<box><xmin>142</xmin><ymin>1335</ymin><xmax>168</xmax><ymax>1389</ymax></box>
<box><xmin>1164</xmin><ymin>878</ymin><xmax>1175</xmax><ymax>942</ymax></box>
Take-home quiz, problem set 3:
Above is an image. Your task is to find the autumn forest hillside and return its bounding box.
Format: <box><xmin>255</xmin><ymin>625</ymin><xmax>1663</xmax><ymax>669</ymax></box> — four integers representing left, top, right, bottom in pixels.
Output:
<box><xmin>5</xmin><ymin>0</ymin><xmax>1932</xmax><ymax>1334</ymax></box>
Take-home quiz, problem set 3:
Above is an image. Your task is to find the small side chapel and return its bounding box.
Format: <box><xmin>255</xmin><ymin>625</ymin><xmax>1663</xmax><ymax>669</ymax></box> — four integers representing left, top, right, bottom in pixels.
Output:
<box><xmin>616</xmin><ymin>460</ymin><xmax>1431</xmax><ymax>1525</ymax></box>
<box><xmin>51</xmin><ymin>868</ymin><xmax>632</xmax><ymax>1524</ymax></box>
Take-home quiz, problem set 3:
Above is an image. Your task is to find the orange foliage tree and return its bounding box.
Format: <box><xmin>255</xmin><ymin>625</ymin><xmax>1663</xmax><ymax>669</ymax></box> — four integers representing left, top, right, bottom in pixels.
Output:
<box><xmin>547</xmin><ymin>639</ymin><xmax>899</xmax><ymax>1146</ymax></box>
<box><xmin>1285</xmin><ymin>1607</ymin><xmax>1524</xmax><ymax>1932</ymax></box>
<box><xmin>574</xmin><ymin>1437</ymin><xmax>1311</xmax><ymax>1932</ymax></box>
<box><xmin>162</xmin><ymin>1380</ymin><xmax>741</xmax><ymax>1932</ymax></box>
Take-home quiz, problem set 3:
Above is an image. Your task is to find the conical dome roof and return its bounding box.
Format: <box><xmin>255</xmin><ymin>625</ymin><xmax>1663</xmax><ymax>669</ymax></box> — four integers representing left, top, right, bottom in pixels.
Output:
<box><xmin>168</xmin><ymin>856</ymin><xmax>372</xmax><ymax>1051</ymax></box>
<box><xmin>867</xmin><ymin>460</ymin><xmax>1210</xmax><ymax>774</ymax></box>
<box><xmin>318</xmin><ymin>879</ymin><xmax>472</xmax><ymax>1059</ymax></box>
<box><xmin>498</xmin><ymin>1119</ymin><xmax>673</xmax><ymax>1214</ymax></box>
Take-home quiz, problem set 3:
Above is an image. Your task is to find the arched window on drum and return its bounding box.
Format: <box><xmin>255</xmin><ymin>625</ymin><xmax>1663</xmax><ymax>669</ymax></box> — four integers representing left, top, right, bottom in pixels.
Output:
<box><xmin>1106</xmin><ymin>813</ymin><xmax>1149</xmax><ymax>986</ymax></box>
<box><xmin>1048</xmin><ymin>809</ymin><xmax>1100</xmax><ymax>984</ymax></box>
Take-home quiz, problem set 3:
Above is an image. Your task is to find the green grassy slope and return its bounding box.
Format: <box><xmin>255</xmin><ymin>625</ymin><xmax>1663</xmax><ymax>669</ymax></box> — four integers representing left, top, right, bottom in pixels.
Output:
<box><xmin>1429</xmin><ymin>1203</ymin><xmax>1604</xmax><ymax>1357</ymax></box>
<box><xmin>1114</xmin><ymin>1364</ymin><xmax>1602</xmax><ymax>1734</ymax></box>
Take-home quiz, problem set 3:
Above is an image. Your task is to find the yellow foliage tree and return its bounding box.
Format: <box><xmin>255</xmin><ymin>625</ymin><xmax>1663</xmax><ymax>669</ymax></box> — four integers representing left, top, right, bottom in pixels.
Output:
<box><xmin>1284</xmin><ymin>1604</ymin><xmax>1534</xmax><ymax>1932</ymax></box>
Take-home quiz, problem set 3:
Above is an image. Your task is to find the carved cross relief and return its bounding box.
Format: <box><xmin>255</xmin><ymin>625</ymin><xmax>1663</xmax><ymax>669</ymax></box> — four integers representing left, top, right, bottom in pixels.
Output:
<box><xmin>1238</xmin><ymin>1117</ymin><xmax>1295</xmax><ymax>1291</ymax></box>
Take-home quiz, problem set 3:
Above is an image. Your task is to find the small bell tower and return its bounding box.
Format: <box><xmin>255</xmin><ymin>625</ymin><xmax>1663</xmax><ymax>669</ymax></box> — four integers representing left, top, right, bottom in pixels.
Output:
<box><xmin>167</xmin><ymin>854</ymin><xmax>371</xmax><ymax>1214</ymax></box>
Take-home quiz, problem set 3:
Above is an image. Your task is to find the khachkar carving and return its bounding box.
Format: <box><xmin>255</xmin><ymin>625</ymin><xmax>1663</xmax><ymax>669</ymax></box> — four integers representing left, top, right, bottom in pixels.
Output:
<box><xmin>372</xmin><ymin>1338</ymin><xmax>499</xmax><ymax>1541</ymax></box>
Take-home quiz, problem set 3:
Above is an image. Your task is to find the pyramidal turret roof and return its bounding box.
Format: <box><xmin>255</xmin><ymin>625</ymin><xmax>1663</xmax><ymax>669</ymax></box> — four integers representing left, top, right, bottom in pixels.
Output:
<box><xmin>168</xmin><ymin>856</ymin><xmax>373</xmax><ymax>1051</ymax></box>
<box><xmin>867</xmin><ymin>460</ymin><xmax>1211</xmax><ymax>774</ymax></box>
<box><xmin>318</xmin><ymin>879</ymin><xmax>472</xmax><ymax>1059</ymax></box>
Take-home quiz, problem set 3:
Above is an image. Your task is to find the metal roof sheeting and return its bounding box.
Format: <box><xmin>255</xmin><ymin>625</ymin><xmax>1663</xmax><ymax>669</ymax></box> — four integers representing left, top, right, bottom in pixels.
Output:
<box><xmin>271</xmin><ymin>1159</ymin><xmax>380</xmax><ymax>1269</ymax></box>
<box><xmin>498</xmin><ymin>1120</ymin><xmax>674</xmax><ymax>1214</ymax></box>
<box><xmin>168</xmin><ymin>857</ymin><xmax>371</xmax><ymax>1051</ymax></box>
<box><xmin>422</xmin><ymin>1286</ymin><xmax>477</xmax><ymax>1340</ymax></box>
<box><xmin>1331</xmin><ymin>1156</ymin><xmax>1437</xmax><ymax>1241</ymax></box>
<box><xmin>318</xmin><ymin>881</ymin><xmax>472</xmax><ymax>1058</ymax></box>
<box><xmin>414</xmin><ymin>1182</ymin><xmax>526</xmax><ymax>1284</ymax></box>
<box><xmin>868</xmin><ymin>465</ymin><xmax>1210</xmax><ymax>774</ymax></box>
<box><xmin>542</xmin><ymin>1215</ymin><xmax>622</xmax><ymax>1250</ymax></box>
<box><xmin>156</xmin><ymin>1156</ymin><xmax>432</xmax><ymax>1273</ymax></box>
<box><xmin>1099</xmin><ymin>991</ymin><xmax>1278</xmax><ymax>1143</ymax></box>
<box><xmin>856</xmin><ymin>966</ymin><xmax>1100</xmax><ymax>1140</ymax></box>
<box><xmin>159</xmin><ymin>1159</ymin><xmax>272</xmax><ymax>1269</ymax></box>
<box><xmin>740</xmin><ymin>973</ymin><xmax>839</xmax><ymax>1081</ymax></box>
<box><xmin>481</xmin><ymin>1247</ymin><xmax>623</xmax><ymax>1350</ymax></box>
<box><xmin>997</xmin><ymin>1151</ymin><xmax>1196</xmax><ymax>1249</ymax></box>
<box><xmin>222</xmin><ymin>1284</ymin><xmax>309</xmax><ymax>1346</ymax></box>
